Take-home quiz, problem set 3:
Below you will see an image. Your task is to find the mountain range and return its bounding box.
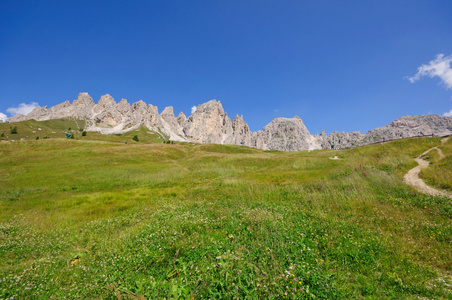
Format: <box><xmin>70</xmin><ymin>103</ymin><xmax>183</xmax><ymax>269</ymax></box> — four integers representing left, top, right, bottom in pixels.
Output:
<box><xmin>8</xmin><ymin>92</ymin><xmax>452</xmax><ymax>151</ymax></box>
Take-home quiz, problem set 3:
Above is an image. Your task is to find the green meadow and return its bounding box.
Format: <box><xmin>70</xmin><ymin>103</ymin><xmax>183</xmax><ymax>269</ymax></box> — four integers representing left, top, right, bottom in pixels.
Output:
<box><xmin>0</xmin><ymin>120</ymin><xmax>451</xmax><ymax>299</ymax></box>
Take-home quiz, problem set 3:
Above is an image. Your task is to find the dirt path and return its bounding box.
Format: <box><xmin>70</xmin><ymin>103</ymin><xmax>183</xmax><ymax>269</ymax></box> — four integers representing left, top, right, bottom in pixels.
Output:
<box><xmin>403</xmin><ymin>138</ymin><xmax>451</xmax><ymax>198</ymax></box>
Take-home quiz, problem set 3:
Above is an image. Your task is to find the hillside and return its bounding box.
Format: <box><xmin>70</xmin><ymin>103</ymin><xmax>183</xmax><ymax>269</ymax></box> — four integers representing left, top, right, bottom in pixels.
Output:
<box><xmin>1</xmin><ymin>136</ymin><xmax>451</xmax><ymax>299</ymax></box>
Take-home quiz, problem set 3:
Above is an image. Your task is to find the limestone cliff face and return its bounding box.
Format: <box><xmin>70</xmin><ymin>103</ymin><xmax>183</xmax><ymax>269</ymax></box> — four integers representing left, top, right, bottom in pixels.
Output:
<box><xmin>7</xmin><ymin>92</ymin><xmax>452</xmax><ymax>151</ymax></box>
<box><xmin>176</xmin><ymin>112</ymin><xmax>187</xmax><ymax>127</ymax></box>
<box><xmin>250</xmin><ymin>116</ymin><xmax>316</xmax><ymax>151</ymax></box>
<box><xmin>160</xmin><ymin>107</ymin><xmax>186</xmax><ymax>140</ymax></box>
<box><xmin>183</xmin><ymin>100</ymin><xmax>234</xmax><ymax>144</ymax></box>
<box><xmin>232</xmin><ymin>115</ymin><xmax>252</xmax><ymax>146</ymax></box>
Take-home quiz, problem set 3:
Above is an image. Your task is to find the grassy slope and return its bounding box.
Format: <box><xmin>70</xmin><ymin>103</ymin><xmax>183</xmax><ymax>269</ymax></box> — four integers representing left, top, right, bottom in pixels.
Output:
<box><xmin>0</xmin><ymin>119</ymin><xmax>164</xmax><ymax>144</ymax></box>
<box><xmin>420</xmin><ymin>137</ymin><xmax>452</xmax><ymax>191</ymax></box>
<box><xmin>0</xmin><ymin>136</ymin><xmax>451</xmax><ymax>299</ymax></box>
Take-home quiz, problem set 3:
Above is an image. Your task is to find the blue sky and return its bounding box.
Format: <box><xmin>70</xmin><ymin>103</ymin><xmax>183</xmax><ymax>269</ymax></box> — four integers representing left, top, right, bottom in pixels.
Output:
<box><xmin>1</xmin><ymin>0</ymin><xmax>452</xmax><ymax>134</ymax></box>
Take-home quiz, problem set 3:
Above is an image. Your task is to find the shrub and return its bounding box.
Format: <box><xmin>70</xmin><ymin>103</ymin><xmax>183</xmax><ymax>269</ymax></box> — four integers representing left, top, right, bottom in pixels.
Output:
<box><xmin>10</xmin><ymin>126</ymin><xmax>17</xmax><ymax>134</ymax></box>
<box><xmin>36</xmin><ymin>136</ymin><xmax>39</xmax><ymax>140</ymax></box>
<box><xmin>70</xmin><ymin>134</ymin><xmax>74</xmax><ymax>139</ymax></box>
<box><xmin>82</xmin><ymin>131</ymin><xmax>87</xmax><ymax>136</ymax></box>
<box><xmin>132</xmin><ymin>135</ymin><xmax>139</xmax><ymax>142</ymax></box>
<box><xmin>1</xmin><ymin>133</ymin><xmax>4</xmax><ymax>137</ymax></box>
<box><xmin>68</xmin><ymin>127</ymin><xmax>71</xmax><ymax>131</ymax></box>
<box><xmin>79</xmin><ymin>128</ymin><xmax>84</xmax><ymax>132</ymax></box>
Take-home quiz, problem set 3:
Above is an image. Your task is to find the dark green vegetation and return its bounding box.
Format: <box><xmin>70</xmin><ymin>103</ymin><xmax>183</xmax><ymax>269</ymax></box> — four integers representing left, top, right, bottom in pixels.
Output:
<box><xmin>0</xmin><ymin>121</ymin><xmax>451</xmax><ymax>299</ymax></box>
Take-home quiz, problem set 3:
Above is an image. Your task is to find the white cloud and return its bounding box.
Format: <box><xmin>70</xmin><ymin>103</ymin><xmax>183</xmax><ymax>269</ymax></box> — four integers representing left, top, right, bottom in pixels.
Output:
<box><xmin>444</xmin><ymin>109</ymin><xmax>452</xmax><ymax>117</ymax></box>
<box><xmin>0</xmin><ymin>112</ymin><xmax>7</xmax><ymax>122</ymax></box>
<box><xmin>6</xmin><ymin>102</ymin><xmax>39</xmax><ymax>116</ymax></box>
<box><xmin>408</xmin><ymin>54</ymin><xmax>452</xmax><ymax>89</ymax></box>
<box><xmin>191</xmin><ymin>105</ymin><xmax>197</xmax><ymax>114</ymax></box>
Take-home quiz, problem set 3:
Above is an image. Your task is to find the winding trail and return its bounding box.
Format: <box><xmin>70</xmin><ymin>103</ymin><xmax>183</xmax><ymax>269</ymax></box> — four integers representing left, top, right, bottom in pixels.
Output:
<box><xmin>403</xmin><ymin>138</ymin><xmax>451</xmax><ymax>198</ymax></box>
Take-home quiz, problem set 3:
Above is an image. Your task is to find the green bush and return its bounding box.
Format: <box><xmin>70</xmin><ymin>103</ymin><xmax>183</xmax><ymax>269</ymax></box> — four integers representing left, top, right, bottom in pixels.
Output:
<box><xmin>82</xmin><ymin>131</ymin><xmax>87</xmax><ymax>136</ymax></box>
<box><xmin>68</xmin><ymin>127</ymin><xmax>71</xmax><ymax>131</ymax></box>
<box><xmin>132</xmin><ymin>135</ymin><xmax>139</xmax><ymax>142</ymax></box>
<box><xmin>36</xmin><ymin>136</ymin><xmax>39</xmax><ymax>140</ymax></box>
<box><xmin>70</xmin><ymin>134</ymin><xmax>74</xmax><ymax>139</ymax></box>
<box><xmin>1</xmin><ymin>133</ymin><xmax>4</xmax><ymax>137</ymax></box>
<box><xmin>10</xmin><ymin>126</ymin><xmax>17</xmax><ymax>134</ymax></box>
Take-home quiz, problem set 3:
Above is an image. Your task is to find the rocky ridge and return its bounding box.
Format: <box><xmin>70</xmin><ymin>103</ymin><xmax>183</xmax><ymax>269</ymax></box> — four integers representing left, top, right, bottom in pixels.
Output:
<box><xmin>8</xmin><ymin>93</ymin><xmax>452</xmax><ymax>151</ymax></box>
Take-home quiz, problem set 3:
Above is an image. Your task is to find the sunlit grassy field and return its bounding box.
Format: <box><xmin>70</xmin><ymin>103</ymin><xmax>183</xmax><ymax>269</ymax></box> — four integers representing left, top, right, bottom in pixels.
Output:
<box><xmin>0</xmin><ymin>129</ymin><xmax>451</xmax><ymax>299</ymax></box>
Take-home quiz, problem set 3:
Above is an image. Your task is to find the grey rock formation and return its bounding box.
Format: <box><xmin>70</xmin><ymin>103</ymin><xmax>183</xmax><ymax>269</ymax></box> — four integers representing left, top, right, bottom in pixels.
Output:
<box><xmin>250</xmin><ymin>116</ymin><xmax>319</xmax><ymax>151</ymax></box>
<box><xmin>183</xmin><ymin>100</ymin><xmax>234</xmax><ymax>144</ymax></box>
<box><xmin>7</xmin><ymin>92</ymin><xmax>452</xmax><ymax>151</ymax></box>
<box><xmin>318</xmin><ymin>115</ymin><xmax>452</xmax><ymax>149</ymax></box>
<box><xmin>176</xmin><ymin>112</ymin><xmax>187</xmax><ymax>127</ymax></box>
<box><xmin>365</xmin><ymin>115</ymin><xmax>452</xmax><ymax>141</ymax></box>
<box><xmin>232</xmin><ymin>115</ymin><xmax>252</xmax><ymax>146</ymax></box>
<box><xmin>159</xmin><ymin>106</ymin><xmax>186</xmax><ymax>141</ymax></box>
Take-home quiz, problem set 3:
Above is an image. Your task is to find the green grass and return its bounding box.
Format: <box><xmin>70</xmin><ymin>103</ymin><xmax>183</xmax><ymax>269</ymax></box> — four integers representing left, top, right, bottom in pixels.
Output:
<box><xmin>0</xmin><ymin>119</ymin><xmax>165</xmax><ymax>144</ymax></box>
<box><xmin>420</xmin><ymin>137</ymin><xmax>452</xmax><ymax>192</ymax></box>
<box><xmin>0</xmin><ymin>134</ymin><xmax>451</xmax><ymax>299</ymax></box>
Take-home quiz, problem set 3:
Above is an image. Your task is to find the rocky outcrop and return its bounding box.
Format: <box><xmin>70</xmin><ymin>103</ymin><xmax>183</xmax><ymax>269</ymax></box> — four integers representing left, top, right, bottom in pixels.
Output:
<box><xmin>183</xmin><ymin>100</ymin><xmax>234</xmax><ymax>144</ymax></box>
<box><xmin>364</xmin><ymin>115</ymin><xmax>452</xmax><ymax>142</ymax></box>
<box><xmin>317</xmin><ymin>115</ymin><xmax>452</xmax><ymax>149</ymax></box>
<box><xmin>176</xmin><ymin>112</ymin><xmax>187</xmax><ymax>127</ymax></box>
<box><xmin>7</xmin><ymin>92</ymin><xmax>452</xmax><ymax>151</ymax></box>
<box><xmin>232</xmin><ymin>115</ymin><xmax>252</xmax><ymax>146</ymax></box>
<box><xmin>250</xmin><ymin>116</ymin><xmax>314</xmax><ymax>151</ymax></box>
<box><xmin>160</xmin><ymin>107</ymin><xmax>186</xmax><ymax>141</ymax></box>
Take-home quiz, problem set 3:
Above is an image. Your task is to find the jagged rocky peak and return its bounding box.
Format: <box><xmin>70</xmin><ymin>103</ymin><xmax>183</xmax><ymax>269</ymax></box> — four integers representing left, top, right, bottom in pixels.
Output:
<box><xmin>7</xmin><ymin>92</ymin><xmax>452</xmax><ymax>151</ymax></box>
<box><xmin>231</xmin><ymin>114</ymin><xmax>252</xmax><ymax>146</ymax></box>
<box><xmin>116</xmin><ymin>99</ymin><xmax>132</xmax><ymax>113</ymax></box>
<box><xmin>232</xmin><ymin>114</ymin><xmax>250</xmax><ymax>134</ymax></box>
<box><xmin>160</xmin><ymin>106</ymin><xmax>175</xmax><ymax>118</ymax></box>
<box><xmin>256</xmin><ymin>116</ymin><xmax>313</xmax><ymax>151</ymax></box>
<box><xmin>176</xmin><ymin>112</ymin><xmax>186</xmax><ymax>126</ymax></box>
<box><xmin>93</xmin><ymin>94</ymin><xmax>116</xmax><ymax>114</ymax></box>
<box><xmin>29</xmin><ymin>106</ymin><xmax>48</xmax><ymax>116</ymax></box>
<box><xmin>183</xmin><ymin>99</ymin><xmax>234</xmax><ymax>144</ymax></box>
<box><xmin>51</xmin><ymin>100</ymin><xmax>71</xmax><ymax>111</ymax></box>
<box><xmin>98</xmin><ymin>94</ymin><xmax>116</xmax><ymax>107</ymax></box>
<box><xmin>264</xmin><ymin>116</ymin><xmax>310</xmax><ymax>135</ymax></box>
<box><xmin>132</xmin><ymin>100</ymin><xmax>147</xmax><ymax>111</ymax></box>
<box><xmin>146</xmin><ymin>103</ymin><xmax>159</xmax><ymax>115</ymax></box>
<box><xmin>73</xmin><ymin>92</ymin><xmax>94</xmax><ymax>107</ymax></box>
